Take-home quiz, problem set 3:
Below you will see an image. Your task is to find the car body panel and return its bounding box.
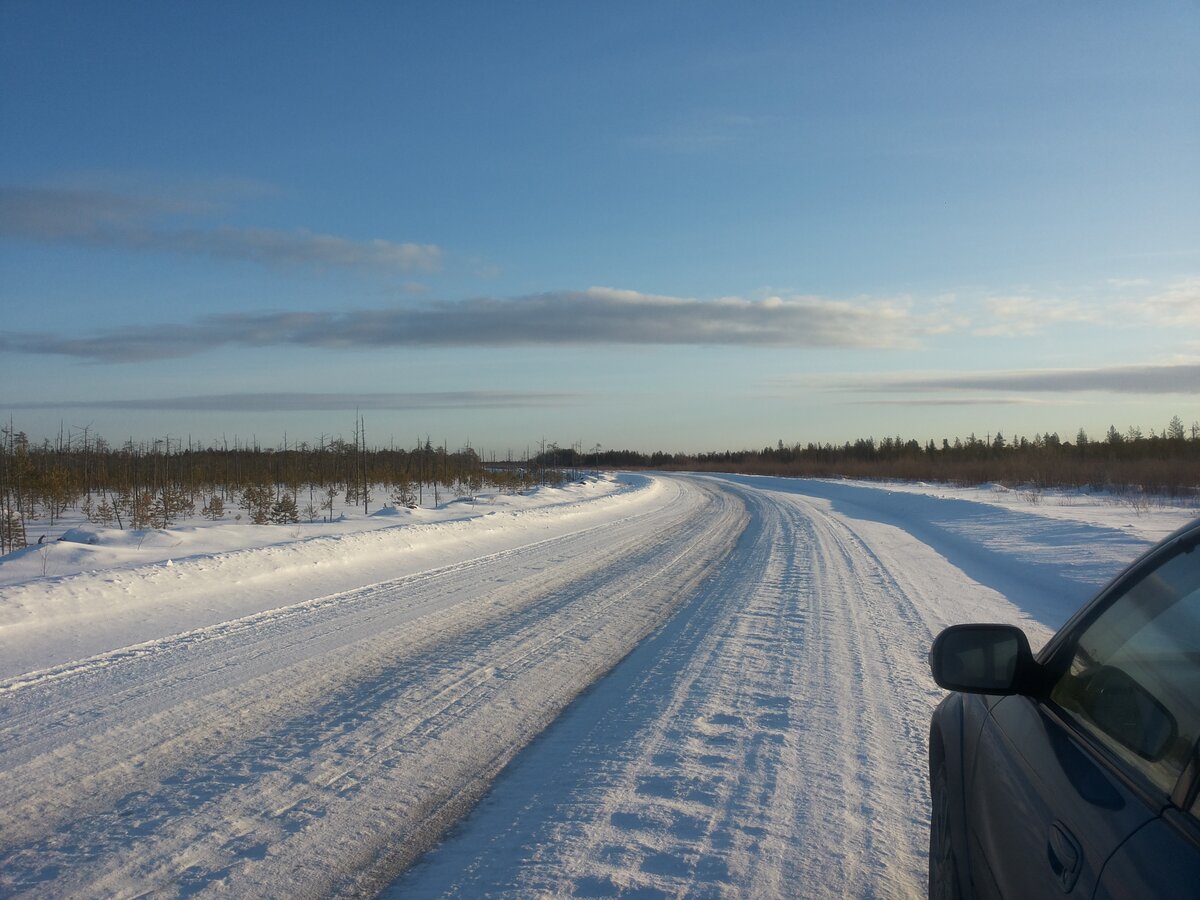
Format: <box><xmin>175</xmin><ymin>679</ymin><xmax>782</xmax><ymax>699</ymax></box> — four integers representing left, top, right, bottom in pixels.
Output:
<box><xmin>1094</xmin><ymin>813</ymin><xmax>1200</xmax><ymax>899</ymax></box>
<box><xmin>969</xmin><ymin>695</ymin><xmax>1155</xmax><ymax>897</ymax></box>
<box><xmin>929</xmin><ymin>691</ymin><xmax>1005</xmax><ymax>897</ymax></box>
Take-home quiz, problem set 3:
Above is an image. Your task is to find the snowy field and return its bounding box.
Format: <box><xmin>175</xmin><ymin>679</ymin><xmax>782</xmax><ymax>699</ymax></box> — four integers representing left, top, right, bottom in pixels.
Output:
<box><xmin>0</xmin><ymin>473</ymin><xmax>1195</xmax><ymax>897</ymax></box>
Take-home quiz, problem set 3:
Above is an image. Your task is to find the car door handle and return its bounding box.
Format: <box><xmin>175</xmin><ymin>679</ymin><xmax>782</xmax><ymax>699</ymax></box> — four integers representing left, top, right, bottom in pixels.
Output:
<box><xmin>1048</xmin><ymin>821</ymin><xmax>1082</xmax><ymax>892</ymax></box>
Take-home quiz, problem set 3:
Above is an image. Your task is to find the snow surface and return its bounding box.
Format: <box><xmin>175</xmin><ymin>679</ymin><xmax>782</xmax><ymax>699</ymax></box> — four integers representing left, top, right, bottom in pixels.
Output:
<box><xmin>0</xmin><ymin>473</ymin><xmax>1195</xmax><ymax>897</ymax></box>
<box><xmin>0</xmin><ymin>476</ymin><xmax>638</xmax><ymax>677</ymax></box>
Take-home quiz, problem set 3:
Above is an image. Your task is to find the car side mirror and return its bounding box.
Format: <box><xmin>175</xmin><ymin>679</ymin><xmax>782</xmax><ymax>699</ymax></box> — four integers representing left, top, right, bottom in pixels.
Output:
<box><xmin>930</xmin><ymin>624</ymin><xmax>1037</xmax><ymax>695</ymax></box>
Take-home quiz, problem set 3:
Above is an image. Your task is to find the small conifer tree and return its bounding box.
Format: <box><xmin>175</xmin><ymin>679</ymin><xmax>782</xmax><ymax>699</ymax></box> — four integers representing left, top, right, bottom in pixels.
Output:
<box><xmin>242</xmin><ymin>483</ymin><xmax>274</xmax><ymax>525</ymax></box>
<box><xmin>202</xmin><ymin>495</ymin><xmax>225</xmax><ymax>520</ymax></box>
<box><xmin>269</xmin><ymin>493</ymin><xmax>300</xmax><ymax>524</ymax></box>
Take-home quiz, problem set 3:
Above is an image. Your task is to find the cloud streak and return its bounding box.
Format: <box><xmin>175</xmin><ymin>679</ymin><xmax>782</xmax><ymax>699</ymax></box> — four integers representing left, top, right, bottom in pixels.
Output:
<box><xmin>0</xmin><ymin>185</ymin><xmax>441</xmax><ymax>273</ymax></box>
<box><xmin>849</xmin><ymin>397</ymin><xmax>1047</xmax><ymax>407</ymax></box>
<box><xmin>971</xmin><ymin>295</ymin><xmax>1099</xmax><ymax>337</ymax></box>
<box><xmin>6</xmin><ymin>392</ymin><xmax>581</xmax><ymax>412</ymax></box>
<box><xmin>831</xmin><ymin>363</ymin><xmax>1200</xmax><ymax>395</ymax></box>
<box><xmin>1122</xmin><ymin>277</ymin><xmax>1200</xmax><ymax>328</ymax></box>
<box><xmin>0</xmin><ymin>288</ymin><xmax>925</xmax><ymax>362</ymax></box>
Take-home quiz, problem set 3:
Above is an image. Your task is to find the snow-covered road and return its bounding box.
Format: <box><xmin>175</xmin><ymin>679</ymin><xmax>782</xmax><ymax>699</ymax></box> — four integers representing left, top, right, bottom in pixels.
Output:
<box><xmin>388</xmin><ymin>476</ymin><xmax>1063</xmax><ymax>898</ymax></box>
<box><xmin>0</xmin><ymin>473</ymin><xmax>1187</xmax><ymax>897</ymax></box>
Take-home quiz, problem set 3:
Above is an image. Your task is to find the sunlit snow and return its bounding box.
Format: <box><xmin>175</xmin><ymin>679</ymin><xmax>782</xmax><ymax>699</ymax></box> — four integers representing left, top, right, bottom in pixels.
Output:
<box><xmin>0</xmin><ymin>474</ymin><xmax>1194</xmax><ymax>896</ymax></box>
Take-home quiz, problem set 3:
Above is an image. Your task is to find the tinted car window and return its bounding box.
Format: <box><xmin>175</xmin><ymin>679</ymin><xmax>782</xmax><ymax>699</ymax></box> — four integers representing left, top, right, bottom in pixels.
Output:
<box><xmin>1050</xmin><ymin>547</ymin><xmax>1200</xmax><ymax>795</ymax></box>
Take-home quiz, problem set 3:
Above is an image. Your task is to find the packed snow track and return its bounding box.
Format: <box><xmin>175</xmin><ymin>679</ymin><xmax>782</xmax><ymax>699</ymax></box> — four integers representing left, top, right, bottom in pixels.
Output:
<box><xmin>0</xmin><ymin>473</ymin><xmax>1169</xmax><ymax>897</ymax></box>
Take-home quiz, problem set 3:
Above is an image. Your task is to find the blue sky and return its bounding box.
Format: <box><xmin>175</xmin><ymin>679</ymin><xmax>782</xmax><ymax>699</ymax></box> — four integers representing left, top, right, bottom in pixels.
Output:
<box><xmin>2</xmin><ymin>1</ymin><xmax>1198</xmax><ymax>454</ymax></box>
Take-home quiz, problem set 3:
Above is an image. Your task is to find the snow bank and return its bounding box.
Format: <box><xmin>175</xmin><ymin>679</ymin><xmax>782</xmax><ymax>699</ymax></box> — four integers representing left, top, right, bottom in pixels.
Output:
<box><xmin>0</xmin><ymin>474</ymin><xmax>657</xmax><ymax>677</ymax></box>
<box><xmin>701</xmin><ymin>474</ymin><xmax>1199</xmax><ymax>631</ymax></box>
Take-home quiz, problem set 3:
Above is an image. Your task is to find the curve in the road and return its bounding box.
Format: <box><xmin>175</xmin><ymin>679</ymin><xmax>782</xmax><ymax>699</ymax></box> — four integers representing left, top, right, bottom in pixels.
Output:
<box><xmin>390</xmin><ymin>476</ymin><xmax>972</xmax><ymax>898</ymax></box>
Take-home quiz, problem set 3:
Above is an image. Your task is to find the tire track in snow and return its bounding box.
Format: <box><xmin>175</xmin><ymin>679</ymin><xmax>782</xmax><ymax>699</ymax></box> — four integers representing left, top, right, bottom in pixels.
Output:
<box><xmin>0</xmin><ymin>477</ymin><xmax>746</xmax><ymax>897</ymax></box>
<box><xmin>775</xmin><ymin>495</ymin><xmax>937</xmax><ymax>896</ymax></box>
<box><xmin>391</xmin><ymin>477</ymin><xmax>967</xmax><ymax>898</ymax></box>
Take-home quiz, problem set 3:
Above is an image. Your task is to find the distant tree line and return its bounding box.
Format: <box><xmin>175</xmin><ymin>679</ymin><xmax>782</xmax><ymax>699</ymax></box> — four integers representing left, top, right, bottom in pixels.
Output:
<box><xmin>537</xmin><ymin>416</ymin><xmax>1200</xmax><ymax>499</ymax></box>
<box><xmin>0</xmin><ymin>422</ymin><xmax>563</xmax><ymax>554</ymax></box>
<box><xmin>5</xmin><ymin>416</ymin><xmax>1197</xmax><ymax>555</ymax></box>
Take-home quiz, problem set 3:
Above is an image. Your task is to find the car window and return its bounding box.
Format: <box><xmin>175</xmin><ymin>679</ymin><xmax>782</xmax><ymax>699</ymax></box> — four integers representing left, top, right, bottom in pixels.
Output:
<box><xmin>1050</xmin><ymin>546</ymin><xmax>1200</xmax><ymax>797</ymax></box>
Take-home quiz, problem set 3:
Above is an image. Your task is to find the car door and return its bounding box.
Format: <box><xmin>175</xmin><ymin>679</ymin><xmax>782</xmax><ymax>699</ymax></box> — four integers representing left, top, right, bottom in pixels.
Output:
<box><xmin>966</xmin><ymin>538</ymin><xmax>1200</xmax><ymax>898</ymax></box>
<box><xmin>967</xmin><ymin>694</ymin><xmax>1155</xmax><ymax>898</ymax></box>
<box><xmin>1093</xmin><ymin>792</ymin><xmax>1200</xmax><ymax>900</ymax></box>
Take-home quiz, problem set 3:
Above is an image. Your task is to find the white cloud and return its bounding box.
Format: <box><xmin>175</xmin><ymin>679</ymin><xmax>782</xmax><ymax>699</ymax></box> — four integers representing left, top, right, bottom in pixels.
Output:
<box><xmin>847</xmin><ymin>397</ymin><xmax>1049</xmax><ymax>407</ymax></box>
<box><xmin>0</xmin><ymin>185</ymin><xmax>441</xmax><ymax>274</ymax></box>
<box><xmin>6</xmin><ymin>392</ymin><xmax>580</xmax><ymax>412</ymax></box>
<box><xmin>972</xmin><ymin>295</ymin><xmax>1098</xmax><ymax>337</ymax></box>
<box><xmin>0</xmin><ymin>288</ymin><xmax>932</xmax><ymax>363</ymax></box>
<box><xmin>1123</xmin><ymin>277</ymin><xmax>1200</xmax><ymax>327</ymax></box>
<box><xmin>166</xmin><ymin>227</ymin><xmax>442</xmax><ymax>273</ymax></box>
<box><xmin>823</xmin><ymin>362</ymin><xmax>1200</xmax><ymax>395</ymax></box>
<box><xmin>962</xmin><ymin>277</ymin><xmax>1200</xmax><ymax>337</ymax></box>
<box><xmin>1105</xmin><ymin>277</ymin><xmax>1153</xmax><ymax>289</ymax></box>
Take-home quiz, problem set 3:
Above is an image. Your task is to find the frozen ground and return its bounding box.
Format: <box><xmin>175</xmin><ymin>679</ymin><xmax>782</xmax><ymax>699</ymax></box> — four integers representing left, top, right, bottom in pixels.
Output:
<box><xmin>0</xmin><ymin>473</ymin><xmax>1195</xmax><ymax>897</ymax></box>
